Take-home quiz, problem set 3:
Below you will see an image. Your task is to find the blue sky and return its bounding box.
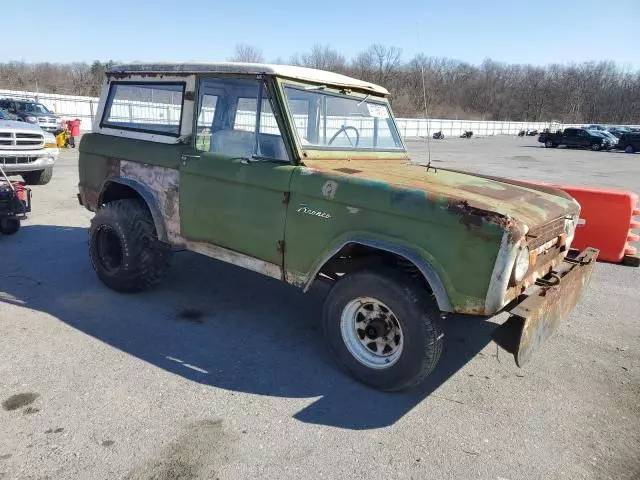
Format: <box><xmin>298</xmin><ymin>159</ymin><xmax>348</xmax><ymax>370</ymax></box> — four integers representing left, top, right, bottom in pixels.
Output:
<box><xmin>5</xmin><ymin>0</ymin><xmax>639</xmax><ymax>69</ymax></box>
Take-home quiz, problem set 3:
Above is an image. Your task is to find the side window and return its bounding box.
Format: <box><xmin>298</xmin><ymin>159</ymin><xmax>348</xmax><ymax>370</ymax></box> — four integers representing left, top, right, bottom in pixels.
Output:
<box><xmin>195</xmin><ymin>77</ymin><xmax>289</xmax><ymax>162</ymax></box>
<box><xmin>578</xmin><ymin>130</ymin><xmax>587</xmax><ymax>137</ymax></box>
<box><xmin>101</xmin><ymin>82</ymin><xmax>185</xmax><ymax>136</ymax></box>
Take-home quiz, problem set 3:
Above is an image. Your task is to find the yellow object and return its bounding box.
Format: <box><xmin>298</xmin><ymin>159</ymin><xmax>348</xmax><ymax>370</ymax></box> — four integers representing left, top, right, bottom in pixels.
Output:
<box><xmin>44</xmin><ymin>142</ymin><xmax>57</xmax><ymax>149</ymax></box>
<box><xmin>56</xmin><ymin>132</ymin><xmax>67</xmax><ymax>148</ymax></box>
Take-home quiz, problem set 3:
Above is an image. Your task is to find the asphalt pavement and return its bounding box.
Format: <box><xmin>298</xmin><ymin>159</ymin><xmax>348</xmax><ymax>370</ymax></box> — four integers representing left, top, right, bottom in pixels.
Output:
<box><xmin>0</xmin><ymin>136</ymin><xmax>638</xmax><ymax>480</ymax></box>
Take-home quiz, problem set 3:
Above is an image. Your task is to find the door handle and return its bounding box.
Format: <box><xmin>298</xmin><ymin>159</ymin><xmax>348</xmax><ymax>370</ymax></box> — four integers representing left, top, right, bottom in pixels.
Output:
<box><xmin>180</xmin><ymin>154</ymin><xmax>200</xmax><ymax>166</ymax></box>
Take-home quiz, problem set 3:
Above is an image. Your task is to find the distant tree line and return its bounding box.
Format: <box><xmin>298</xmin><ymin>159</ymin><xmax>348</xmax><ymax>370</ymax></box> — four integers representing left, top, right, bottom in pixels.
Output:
<box><xmin>1</xmin><ymin>45</ymin><xmax>639</xmax><ymax>124</ymax></box>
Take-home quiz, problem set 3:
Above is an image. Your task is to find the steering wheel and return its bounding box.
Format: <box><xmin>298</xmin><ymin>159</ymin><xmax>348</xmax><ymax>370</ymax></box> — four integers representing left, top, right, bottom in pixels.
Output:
<box><xmin>328</xmin><ymin>125</ymin><xmax>360</xmax><ymax>147</ymax></box>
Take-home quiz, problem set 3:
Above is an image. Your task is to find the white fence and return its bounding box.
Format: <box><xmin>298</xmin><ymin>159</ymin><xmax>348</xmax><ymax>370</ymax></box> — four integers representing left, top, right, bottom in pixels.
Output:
<box><xmin>1</xmin><ymin>87</ymin><xmax>633</xmax><ymax>137</ymax></box>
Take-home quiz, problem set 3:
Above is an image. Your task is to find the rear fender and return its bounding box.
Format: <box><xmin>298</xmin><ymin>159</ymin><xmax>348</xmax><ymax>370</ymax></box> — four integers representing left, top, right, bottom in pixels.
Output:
<box><xmin>98</xmin><ymin>177</ymin><xmax>168</xmax><ymax>242</ymax></box>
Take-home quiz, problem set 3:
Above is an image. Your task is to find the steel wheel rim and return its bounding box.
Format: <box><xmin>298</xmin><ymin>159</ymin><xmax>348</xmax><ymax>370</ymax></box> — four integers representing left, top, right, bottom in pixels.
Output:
<box><xmin>96</xmin><ymin>225</ymin><xmax>123</xmax><ymax>274</ymax></box>
<box><xmin>340</xmin><ymin>297</ymin><xmax>403</xmax><ymax>369</ymax></box>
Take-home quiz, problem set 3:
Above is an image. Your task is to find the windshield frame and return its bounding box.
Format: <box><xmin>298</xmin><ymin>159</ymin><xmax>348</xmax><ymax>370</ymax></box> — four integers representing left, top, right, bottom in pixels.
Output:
<box><xmin>277</xmin><ymin>79</ymin><xmax>407</xmax><ymax>157</ymax></box>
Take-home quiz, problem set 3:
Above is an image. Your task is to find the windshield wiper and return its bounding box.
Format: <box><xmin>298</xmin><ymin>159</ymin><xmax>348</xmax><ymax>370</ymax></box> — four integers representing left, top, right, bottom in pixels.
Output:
<box><xmin>356</xmin><ymin>94</ymin><xmax>370</xmax><ymax>106</ymax></box>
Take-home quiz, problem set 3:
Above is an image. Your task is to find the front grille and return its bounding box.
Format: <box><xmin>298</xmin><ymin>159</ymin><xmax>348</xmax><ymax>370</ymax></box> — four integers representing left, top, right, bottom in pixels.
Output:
<box><xmin>1</xmin><ymin>156</ymin><xmax>38</xmax><ymax>165</ymax></box>
<box><xmin>16</xmin><ymin>133</ymin><xmax>42</xmax><ymax>146</ymax></box>
<box><xmin>527</xmin><ymin>217</ymin><xmax>565</xmax><ymax>250</ymax></box>
<box><xmin>0</xmin><ymin>131</ymin><xmax>44</xmax><ymax>149</ymax></box>
<box><xmin>38</xmin><ymin>117</ymin><xmax>53</xmax><ymax>123</ymax></box>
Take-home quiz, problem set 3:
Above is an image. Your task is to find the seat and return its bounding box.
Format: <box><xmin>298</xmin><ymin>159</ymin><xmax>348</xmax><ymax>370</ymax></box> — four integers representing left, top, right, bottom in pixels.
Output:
<box><xmin>258</xmin><ymin>134</ymin><xmax>288</xmax><ymax>161</ymax></box>
<box><xmin>210</xmin><ymin>129</ymin><xmax>254</xmax><ymax>158</ymax></box>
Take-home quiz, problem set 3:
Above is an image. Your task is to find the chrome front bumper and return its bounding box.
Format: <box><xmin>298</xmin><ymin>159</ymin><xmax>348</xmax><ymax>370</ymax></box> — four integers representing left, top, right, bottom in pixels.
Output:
<box><xmin>0</xmin><ymin>148</ymin><xmax>58</xmax><ymax>173</ymax></box>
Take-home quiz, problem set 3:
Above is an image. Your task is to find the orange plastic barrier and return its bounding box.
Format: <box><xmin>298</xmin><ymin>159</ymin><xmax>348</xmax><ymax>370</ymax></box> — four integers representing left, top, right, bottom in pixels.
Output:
<box><xmin>524</xmin><ymin>182</ymin><xmax>639</xmax><ymax>264</ymax></box>
<box><xmin>559</xmin><ymin>187</ymin><xmax>638</xmax><ymax>263</ymax></box>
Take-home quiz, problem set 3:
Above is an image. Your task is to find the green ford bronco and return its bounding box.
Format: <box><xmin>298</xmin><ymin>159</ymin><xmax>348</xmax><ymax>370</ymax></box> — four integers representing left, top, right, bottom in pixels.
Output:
<box><xmin>77</xmin><ymin>63</ymin><xmax>598</xmax><ymax>391</ymax></box>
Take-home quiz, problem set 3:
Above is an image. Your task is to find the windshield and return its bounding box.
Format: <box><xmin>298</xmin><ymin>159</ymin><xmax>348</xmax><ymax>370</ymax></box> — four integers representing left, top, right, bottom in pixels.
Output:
<box><xmin>283</xmin><ymin>85</ymin><xmax>404</xmax><ymax>151</ymax></box>
<box><xmin>17</xmin><ymin>102</ymin><xmax>52</xmax><ymax>114</ymax></box>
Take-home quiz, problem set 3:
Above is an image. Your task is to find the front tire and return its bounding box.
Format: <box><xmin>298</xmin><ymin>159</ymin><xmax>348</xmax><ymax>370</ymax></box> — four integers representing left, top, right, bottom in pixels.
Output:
<box><xmin>22</xmin><ymin>167</ymin><xmax>53</xmax><ymax>185</ymax></box>
<box><xmin>591</xmin><ymin>143</ymin><xmax>601</xmax><ymax>151</ymax></box>
<box><xmin>89</xmin><ymin>199</ymin><xmax>170</xmax><ymax>292</ymax></box>
<box><xmin>545</xmin><ymin>140</ymin><xmax>554</xmax><ymax>148</ymax></box>
<box><xmin>0</xmin><ymin>218</ymin><xmax>20</xmax><ymax>235</ymax></box>
<box><xmin>322</xmin><ymin>269</ymin><xmax>443</xmax><ymax>391</ymax></box>
<box><xmin>625</xmin><ymin>145</ymin><xmax>635</xmax><ymax>154</ymax></box>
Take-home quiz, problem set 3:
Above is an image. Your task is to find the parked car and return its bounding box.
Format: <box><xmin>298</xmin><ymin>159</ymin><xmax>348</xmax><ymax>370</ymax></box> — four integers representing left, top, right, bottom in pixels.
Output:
<box><xmin>608</xmin><ymin>127</ymin><xmax>631</xmax><ymax>138</ymax></box>
<box><xmin>617</xmin><ymin>133</ymin><xmax>640</xmax><ymax>153</ymax></box>
<box><xmin>539</xmin><ymin>128</ymin><xmax>610</xmax><ymax>150</ymax></box>
<box><xmin>0</xmin><ymin>108</ymin><xmax>21</xmax><ymax>122</ymax></box>
<box><xmin>589</xmin><ymin>129</ymin><xmax>618</xmax><ymax>148</ymax></box>
<box><xmin>0</xmin><ymin>98</ymin><xmax>61</xmax><ymax>133</ymax></box>
<box><xmin>77</xmin><ymin>62</ymin><xmax>596</xmax><ymax>391</ymax></box>
<box><xmin>584</xmin><ymin>124</ymin><xmax>607</xmax><ymax>131</ymax></box>
<box><xmin>0</xmin><ymin>113</ymin><xmax>59</xmax><ymax>184</ymax></box>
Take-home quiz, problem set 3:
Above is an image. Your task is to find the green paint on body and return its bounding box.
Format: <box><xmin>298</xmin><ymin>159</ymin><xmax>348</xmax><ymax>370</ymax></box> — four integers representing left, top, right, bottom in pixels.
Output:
<box><xmin>78</xmin><ymin>70</ymin><xmax>579</xmax><ymax>316</ymax></box>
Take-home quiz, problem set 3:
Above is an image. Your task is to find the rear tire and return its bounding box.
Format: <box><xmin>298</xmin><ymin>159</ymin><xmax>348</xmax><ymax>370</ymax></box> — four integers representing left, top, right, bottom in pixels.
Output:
<box><xmin>0</xmin><ymin>218</ymin><xmax>20</xmax><ymax>235</ymax></box>
<box><xmin>545</xmin><ymin>140</ymin><xmax>554</xmax><ymax>148</ymax></box>
<box><xmin>625</xmin><ymin>145</ymin><xmax>635</xmax><ymax>154</ymax></box>
<box><xmin>22</xmin><ymin>167</ymin><xmax>53</xmax><ymax>185</ymax></box>
<box><xmin>89</xmin><ymin>199</ymin><xmax>170</xmax><ymax>292</ymax></box>
<box><xmin>322</xmin><ymin>269</ymin><xmax>443</xmax><ymax>391</ymax></box>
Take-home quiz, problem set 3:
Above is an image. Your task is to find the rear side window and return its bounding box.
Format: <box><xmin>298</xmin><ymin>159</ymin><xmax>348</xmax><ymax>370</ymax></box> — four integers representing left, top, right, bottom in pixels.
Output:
<box><xmin>101</xmin><ymin>82</ymin><xmax>185</xmax><ymax>136</ymax></box>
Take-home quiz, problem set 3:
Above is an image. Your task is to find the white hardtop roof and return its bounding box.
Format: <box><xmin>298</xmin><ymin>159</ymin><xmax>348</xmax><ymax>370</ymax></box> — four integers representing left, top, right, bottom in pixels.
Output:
<box><xmin>107</xmin><ymin>62</ymin><xmax>389</xmax><ymax>96</ymax></box>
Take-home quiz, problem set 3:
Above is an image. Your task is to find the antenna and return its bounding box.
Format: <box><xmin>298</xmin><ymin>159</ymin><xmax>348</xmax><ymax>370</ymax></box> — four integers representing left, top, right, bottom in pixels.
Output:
<box><xmin>416</xmin><ymin>24</ymin><xmax>433</xmax><ymax>170</ymax></box>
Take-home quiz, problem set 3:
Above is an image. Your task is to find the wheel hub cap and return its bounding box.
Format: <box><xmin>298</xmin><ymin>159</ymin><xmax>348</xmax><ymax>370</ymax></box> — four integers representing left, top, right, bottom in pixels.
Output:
<box><xmin>340</xmin><ymin>297</ymin><xmax>404</xmax><ymax>369</ymax></box>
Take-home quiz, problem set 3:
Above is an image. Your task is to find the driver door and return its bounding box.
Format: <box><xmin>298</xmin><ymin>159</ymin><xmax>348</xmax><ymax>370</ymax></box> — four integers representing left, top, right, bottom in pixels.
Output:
<box><xmin>179</xmin><ymin>76</ymin><xmax>296</xmax><ymax>265</ymax></box>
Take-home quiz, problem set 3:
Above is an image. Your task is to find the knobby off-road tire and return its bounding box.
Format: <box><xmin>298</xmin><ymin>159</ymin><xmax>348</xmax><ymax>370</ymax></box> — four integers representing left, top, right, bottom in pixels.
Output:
<box><xmin>89</xmin><ymin>199</ymin><xmax>170</xmax><ymax>293</ymax></box>
<box><xmin>322</xmin><ymin>269</ymin><xmax>444</xmax><ymax>392</ymax></box>
<box><xmin>22</xmin><ymin>167</ymin><xmax>53</xmax><ymax>185</ymax></box>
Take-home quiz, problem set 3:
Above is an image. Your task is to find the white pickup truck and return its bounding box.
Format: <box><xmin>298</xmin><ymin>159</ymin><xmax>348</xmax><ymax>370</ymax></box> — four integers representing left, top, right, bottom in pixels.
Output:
<box><xmin>0</xmin><ymin>112</ymin><xmax>59</xmax><ymax>185</ymax></box>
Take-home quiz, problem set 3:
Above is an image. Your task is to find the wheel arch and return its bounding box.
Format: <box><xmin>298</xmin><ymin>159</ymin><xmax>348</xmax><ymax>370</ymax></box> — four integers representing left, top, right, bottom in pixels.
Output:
<box><xmin>98</xmin><ymin>177</ymin><xmax>168</xmax><ymax>242</ymax></box>
<box><xmin>304</xmin><ymin>236</ymin><xmax>453</xmax><ymax>313</ymax></box>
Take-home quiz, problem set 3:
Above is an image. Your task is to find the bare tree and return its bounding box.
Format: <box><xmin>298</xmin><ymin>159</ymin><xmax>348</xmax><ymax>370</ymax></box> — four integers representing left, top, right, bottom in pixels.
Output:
<box><xmin>294</xmin><ymin>44</ymin><xmax>346</xmax><ymax>73</ymax></box>
<box><xmin>353</xmin><ymin>44</ymin><xmax>402</xmax><ymax>86</ymax></box>
<box><xmin>228</xmin><ymin>44</ymin><xmax>264</xmax><ymax>63</ymax></box>
<box><xmin>1</xmin><ymin>54</ymin><xmax>639</xmax><ymax>124</ymax></box>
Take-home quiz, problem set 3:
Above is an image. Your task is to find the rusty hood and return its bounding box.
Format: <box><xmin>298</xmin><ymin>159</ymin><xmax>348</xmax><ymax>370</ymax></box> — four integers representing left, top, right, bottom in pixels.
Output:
<box><xmin>302</xmin><ymin>159</ymin><xmax>579</xmax><ymax>228</ymax></box>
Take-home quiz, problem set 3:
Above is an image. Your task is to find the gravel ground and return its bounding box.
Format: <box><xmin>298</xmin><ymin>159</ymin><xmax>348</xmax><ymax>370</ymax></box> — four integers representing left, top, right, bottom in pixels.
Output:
<box><xmin>0</xmin><ymin>136</ymin><xmax>638</xmax><ymax>480</ymax></box>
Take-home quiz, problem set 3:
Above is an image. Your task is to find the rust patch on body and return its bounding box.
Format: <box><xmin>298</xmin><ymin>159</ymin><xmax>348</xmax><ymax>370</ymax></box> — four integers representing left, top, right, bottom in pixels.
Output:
<box><xmin>333</xmin><ymin>167</ymin><xmax>362</xmax><ymax>174</ymax></box>
<box><xmin>105</xmin><ymin>157</ymin><xmax>120</xmax><ymax>177</ymax></box>
<box><xmin>120</xmin><ymin>161</ymin><xmax>181</xmax><ymax>242</ymax></box>
<box><xmin>446</xmin><ymin>199</ymin><xmax>525</xmax><ymax>241</ymax></box>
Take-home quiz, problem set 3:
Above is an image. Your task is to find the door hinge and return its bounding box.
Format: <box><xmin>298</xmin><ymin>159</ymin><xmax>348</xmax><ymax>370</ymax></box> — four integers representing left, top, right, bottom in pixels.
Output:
<box><xmin>282</xmin><ymin>192</ymin><xmax>291</xmax><ymax>204</ymax></box>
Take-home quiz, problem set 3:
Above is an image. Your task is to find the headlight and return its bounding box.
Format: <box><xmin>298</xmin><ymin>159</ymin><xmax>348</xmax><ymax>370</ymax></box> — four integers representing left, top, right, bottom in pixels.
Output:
<box><xmin>513</xmin><ymin>246</ymin><xmax>530</xmax><ymax>282</ymax></box>
<box><xmin>25</xmin><ymin>116</ymin><xmax>37</xmax><ymax>123</ymax></box>
<box><xmin>564</xmin><ymin>215</ymin><xmax>579</xmax><ymax>248</ymax></box>
<box><xmin>43</xmin><ymin>133</ymin><xmax>57</xmax><ymax>149</ymax></box>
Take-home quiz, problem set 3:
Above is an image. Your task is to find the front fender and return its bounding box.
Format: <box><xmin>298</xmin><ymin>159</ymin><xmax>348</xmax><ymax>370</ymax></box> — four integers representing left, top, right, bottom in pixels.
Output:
<box><xmin>302</xmin><ymin>232</ymin><xmax>454</xmax><ymax>313</ymax></box>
